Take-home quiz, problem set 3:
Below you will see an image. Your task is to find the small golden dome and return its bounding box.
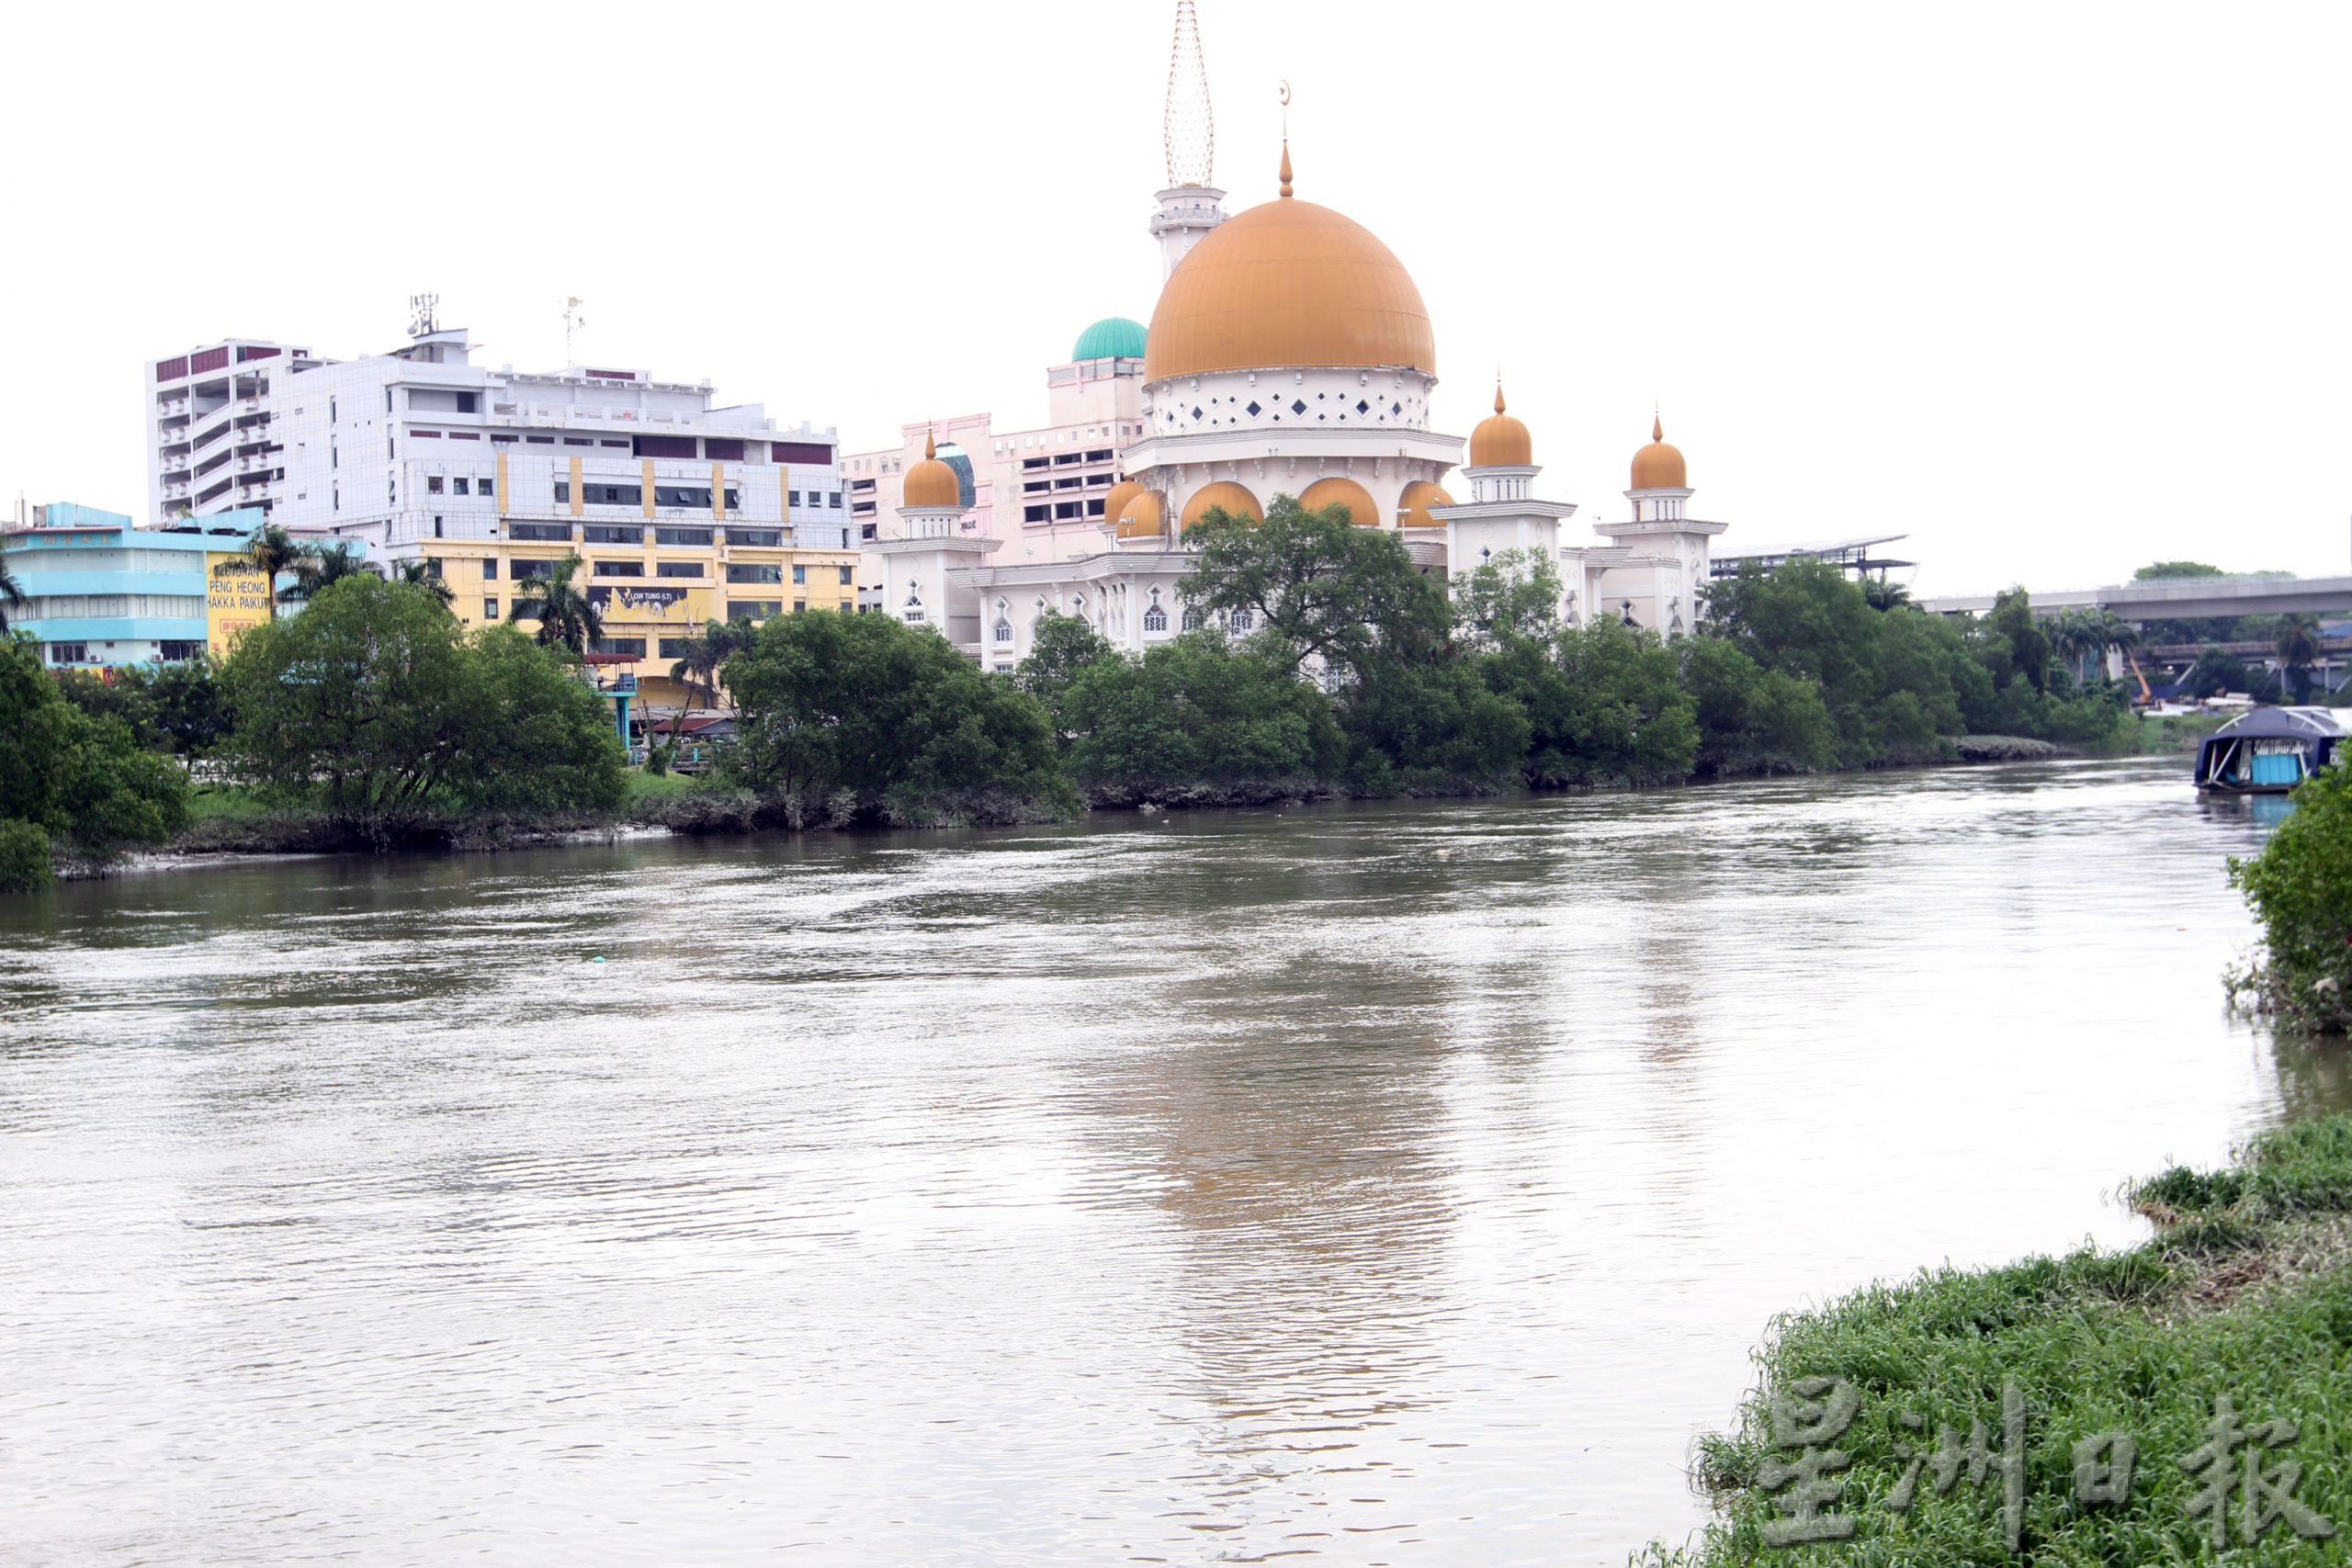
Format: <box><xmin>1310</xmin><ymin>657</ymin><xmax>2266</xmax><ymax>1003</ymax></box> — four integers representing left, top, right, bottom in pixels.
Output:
<box><xmin>1181</xmin><ymin>480</ymin><xmax>1263</xmax><ymax>529</ymax></box>
<box><xmin>1114</xmin><ymin>491</ymin><xmax>1167</xmax><ymax>539</ymax></box>
<box><xmin>1467</xmin><ymin>383</ymin><xmax>1532</xmax><ymax>468</ymax></box>
<box><xmin>1396</xmin><ymin>479</ymin><xmax>1454</xmax><ymax>528</ymax></box>
<box><xmin>1296</xmin><ymin>476</ymin><xmax>1382</xmax><ymax>528</ymax></box>
<box><xmin>1630</xmin><ymin>414</ymin><xmax>1687</xmax><ymax>491</ymax></box>
<box><xmin>1101</xmin><ymin>479</ymin><xmax>1146</xmax><ymax>526</ymax></box>
<box><xmin>1143</xmin><ymin>144</ymin><xmax>1435</xmax><ymax>382</ymax></box>
<box><xmin>901</xmin><ymin>431</ymin><xmax>962</xmax><ymax>510</ymax></box>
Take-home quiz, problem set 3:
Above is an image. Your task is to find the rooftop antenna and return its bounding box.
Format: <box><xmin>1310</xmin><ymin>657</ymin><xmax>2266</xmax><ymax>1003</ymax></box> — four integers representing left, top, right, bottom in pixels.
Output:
<box><xmin>408</xmin><ymin>293</ymin><xmax>438</xmax><ymax>339</ymax></box>
<box><xmin>1164</xmin><ymin>0</ymin><xmax>1214</xmax><ymax>187</ymax></box>
<box><xmin>563</xmin><ymin>297</ymin><xmax>587</xmax><ymax>364</ymax></box>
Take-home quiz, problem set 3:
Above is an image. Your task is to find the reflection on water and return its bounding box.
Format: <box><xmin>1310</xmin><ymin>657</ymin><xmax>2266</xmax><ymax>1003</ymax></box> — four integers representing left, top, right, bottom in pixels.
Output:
<box><xmin>2</xmin><ymin>756</ymin><xmax>2347</xmax><ymax>1566</ymax></box>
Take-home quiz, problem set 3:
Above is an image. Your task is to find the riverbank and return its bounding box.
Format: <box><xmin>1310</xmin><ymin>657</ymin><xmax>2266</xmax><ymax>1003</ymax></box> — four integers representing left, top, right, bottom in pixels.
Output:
<box><xmin>1641</xmin><ymin>1114</ymin><xmax>2352</xmax><ymax>1564</ymax></box>
<box><xmin>40</xmin><ymin>732</ymin><xmax>2200</xmax><ymax>881</ymax></box>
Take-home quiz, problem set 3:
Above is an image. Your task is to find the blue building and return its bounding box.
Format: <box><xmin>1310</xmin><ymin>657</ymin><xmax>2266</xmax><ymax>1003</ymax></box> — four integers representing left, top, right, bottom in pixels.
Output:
<box><xmin>0</xmin><ymin>502</ymin><xmax>356</xmax><ymax>669</ymax></box>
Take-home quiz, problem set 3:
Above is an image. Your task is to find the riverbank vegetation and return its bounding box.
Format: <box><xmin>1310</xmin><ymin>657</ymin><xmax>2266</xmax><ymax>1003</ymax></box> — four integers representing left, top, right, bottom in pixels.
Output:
<box><xmin>0</xmin><ymin>635</ymin><xmax>190</xmax><ymax>888</ymax></box>
<box><xmin>3</xmin><ymin>494</ymin><xmax>2168</xmax><ymax>881</ymax></box>
<box><xmin>1641</xmin><ymin>1115</ymin><xmax>2352</xmax><ymax>1565</ymax></box>
<box><xmin>2231</xmin><ymin>759</ymin><xmax>2352</xmax><ymax>1032</ymax></box>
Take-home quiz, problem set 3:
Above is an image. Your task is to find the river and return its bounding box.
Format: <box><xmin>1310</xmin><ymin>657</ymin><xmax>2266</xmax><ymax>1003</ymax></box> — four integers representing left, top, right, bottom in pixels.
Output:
<box><xmin>2</xmin><ymin>756</ymin><xmax>2346</xmax><ymax>1566</ymax></box>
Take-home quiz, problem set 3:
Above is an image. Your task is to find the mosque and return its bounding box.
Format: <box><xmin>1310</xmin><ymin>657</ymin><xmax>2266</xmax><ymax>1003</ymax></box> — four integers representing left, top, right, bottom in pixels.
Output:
<box><xmin>865</xmin><ymin>4</ymin><xmax>1727</xmax><ymax>671</ymax></box>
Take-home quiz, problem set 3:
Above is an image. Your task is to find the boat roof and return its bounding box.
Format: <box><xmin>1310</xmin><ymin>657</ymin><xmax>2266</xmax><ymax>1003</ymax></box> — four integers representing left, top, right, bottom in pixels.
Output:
<box><xmin>2209</xmin><ymin>705</ymin><xmax>2350</xmax><ymax>739</ymax></box>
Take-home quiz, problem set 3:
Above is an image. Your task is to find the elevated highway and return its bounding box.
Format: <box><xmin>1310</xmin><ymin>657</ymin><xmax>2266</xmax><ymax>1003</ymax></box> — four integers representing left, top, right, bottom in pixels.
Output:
<box><xmin>1917</xmin><ymin>575</ymin><xmax>2352</xmax><ymax>621</ymax></box>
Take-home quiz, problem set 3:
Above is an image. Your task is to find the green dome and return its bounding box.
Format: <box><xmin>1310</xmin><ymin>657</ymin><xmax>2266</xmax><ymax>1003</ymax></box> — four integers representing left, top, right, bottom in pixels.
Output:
<box><xmin>1070</xmin><ymin>317</ymin><xmax>1147</xmax><ymax>362</ymax></box>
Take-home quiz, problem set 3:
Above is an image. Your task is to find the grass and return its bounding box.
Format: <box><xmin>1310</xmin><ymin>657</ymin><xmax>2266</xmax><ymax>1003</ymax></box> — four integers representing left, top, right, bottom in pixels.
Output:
<box><xmin>624</xmin><ymin>768</ymin><xmax>702</xmax><ymax>804</ymax></box>
<box><xmin>1640</xmin><ymin>1116</ymin><xmax>2352</xmax><ymax>1566</ymax></box>
<box><xmin>183</xmin><ymin>783</ymin><xmax>286</xmax><ymax>823</ymax></box>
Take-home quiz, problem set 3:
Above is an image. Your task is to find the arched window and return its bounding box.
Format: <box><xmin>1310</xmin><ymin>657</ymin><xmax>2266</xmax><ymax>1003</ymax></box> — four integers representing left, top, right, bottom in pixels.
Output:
<box><xmin>994</xmin><ymin>618</ymin><xmax>1013</xmax><ymax>644</ymax></box>
<box><xmin>1143</xmin><ymin>604</ymin><xmax>1168</xmax><ymax>634</ymax></box>
<box><xmin>1227</xmin><ymin>608</ymin><xmax>1255</xmax><ymax>633</ymax></box>
<box><xmin>1181</xmin><ymin>607</ymin><xmax>1201</xmax><ymax>631</ymax></box>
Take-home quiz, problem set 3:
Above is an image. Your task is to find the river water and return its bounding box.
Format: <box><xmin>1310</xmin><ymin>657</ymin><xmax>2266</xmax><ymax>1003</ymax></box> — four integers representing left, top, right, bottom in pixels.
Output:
<box><xmin>3</xmin><ymin>757</ymin><xmax>2346</xmax><ymax>1566</ymax></box>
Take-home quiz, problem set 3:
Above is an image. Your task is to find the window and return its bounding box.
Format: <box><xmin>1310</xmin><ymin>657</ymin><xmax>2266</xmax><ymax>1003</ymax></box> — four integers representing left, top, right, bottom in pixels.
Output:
<box><xmin>588</xmin><ymin>637</ymin><xmax>646</xmax><ymax>658</ymax></box>
<box><xmin>994</xmin><ymin>618</ymin><xmax>1013</xmax><ymax>644</ymax></box>
<box><xmin>1227</xmin><ymin>609</ymin><xmax>1254</xmax><ymax>632</ymax></box>
<box><xmin>482</xmin><ymin>558</ymin><xmax>498</xmax><ymax>579</ymax></box>
<box><xmin>656</xmin><ymin>561</ymin><xmax>705</xmax><ymax>579</ymax></box>
<box><xmin>427</xmin><ymin>475</ymin><xmax>444</xmax><ymax>494</ymax></box>
<box><xmin>47</xmin><ymin>643</ymin><xmax>89</xmax><ymax>665</ymax></box>
<box><xmin>1023</xmin><ymin>504</ymin><xmax>1049</xmax><ymax>523</ymax></box>
<box><xmin>787</xmin><ymin>490</ymin><xmax>801</xmax><ymax>506</ymax></box>
<box><xmin>653</xmin><ymin>486</ymin><xmax>713</xmax><ymax>508</ymax></box>
<box><xmin>659</xmin><ymin>637</ymin><xmax>692</xmax><ymax>659</ymax></box>
<box><xmin>593</xmin><ymin>484</ymin><xmax>642</xmax><ymax>506</ymax></box>
<box><xmin>728</xmin><ymin>528</ymin><xmax>783</xmax><ymax>547</ymax></box>
<box><xmin>553</xmin><ymin>481</ymin><xmax>570</xmax><ymax>502</ymax></box>
<box><xmin>1143</xmin><ymin>604</ymin><xmax>1168</xmax><ymax>634</ymax></box>
<box><xmin>727</xmin><ymin>564</ymin><xmax>782</xmax><ymax>584</ymax></box>
<box><xmin>1054</xmin><ymin>502</ymin><xmax>1082</xmax><ymax>519</ymax></box>
<box><xmin>829</xmin><ymin>492</ymin><xmax>842</xmax><ymax>508</ymax></box>
<box><xmin>730</xmin><ymin>600</ymin><xmax>781</xmax><ymax>620</ymax></box>
<box><xmin>159</xmin><ymin>640</ymin><xmax>203</xmax><ymax>661</ymax></box>
<box><xmin>1085</xmin><ymin>448</ymin><xmax>1113</xmax><ymax>462</ymax></box>
<box><xmin>791</xmin><ymin>564</ymin><xmax>807</xmax><ymax>585</ymax></box>
<box><xmin>793</xmin><ymin>599</ymin><xmax>808</xmax><ymax>615</ymax></box>
<box><xmin>583</xmin><ymin>525</ymin><xmax>641</xmax><ymax>545</ymax></box>
<box><xmin>433</xmin><ymin>517</ymin><xmax>443</xmax><ymax>538</ymax></box>
<box><xmin>836</xmin><ymin>565</ymin><xmax>852</xmax><ymax>585</ymax></box>
<box><xmin>1182</xmin><ymin>608</ymin><xmax>1202</xmax><ymax>631</ymax></box>
<box><xmin>453</xmin><ymin>478</ymin><xmax>470</xmax><ymax>496</ymax></box>
<box><xmin>510</xmin><ymin>523</ymin><xmax>572</xmax><ymax>542</ymax></box>
<box><xmin>512</xmin><ymin>559</ymin><xmax>556</xmax><ymax>581</ymax></box>
<box><xmin>655</xmin><ymin>526</ymin><xmax>713</xmax><ymax>547</ymax></box>
<box><xmin>595</xmin><ymin>560</ymin><xmax>645</xmax><ymax>578</ymax></box>
<box><xmin>483</xmin><ymin>598</ymin><xmax>500</xmax><ymax>620</ymax></box>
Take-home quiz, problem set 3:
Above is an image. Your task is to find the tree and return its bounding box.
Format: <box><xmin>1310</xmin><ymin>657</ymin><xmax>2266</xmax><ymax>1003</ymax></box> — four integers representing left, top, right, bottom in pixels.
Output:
<box><xmin>1680</xmin><ymin>637</ymin><xmax>1837</xmax><ymax>775</ymax></box>
<box><xmin>0</xmin><ymin>558</ymin><xmax>27</xmax><ymax>633</ymax></box>
<box><xmin>1984</xmin><ymin>587</ymin><xmax>2053</xmax><ymax>694</ymax></box>
<box><xmin>1185</xmin><ymin>493</ymin><xmax>1451</xmax><ymax>682</ymax></box>
<box><xmin>212</xmin><ymin>523</ymin><xmax>304</xmax><ymax>623</ymax></box>
<box><xmin>392</xmin><ymin>558</ymin><xmax>456</xmax><ymax>609</ymax></box>
<box><xmin>1451</xmin><ymin>549</ymin><xmax>1565</xmax><ymax>653</ymax></box>
<box><xmin>721</xmin><ymin>609</ymin><xmax>1069</xmax><ymax>823</ymax></box>
<box><xmin>2049</xmin><ymin>609</ymin><xmax>2100</xmax><ymax>686</ymax></box>
<box><xmin>1015</xmin><ymin>610</ymin><xmax>1115</xmax><ymax>746</ymax></box>
<box><xmin>516</xmin><ymin>552</ymin><xmax>603</xmax><ymax>657</ymax></box>
<box><xmin>1060</xmin><ymin>632</ymin><xmax>1344</xmax><ymax>800</ymax></box>
<box><xmin>2184</xmin><ymin>645</ymin><xmax>2251</xmax><ymax>700</ymax></box>
<box><xmin>2275</xmin><ymin>613</ymin><xmax>2324</xmax><ymax>704</ymax></box>
<box><xmin>1544</xmin><ymin>616</ymin><xmax>1701</xmax><ymax>785</ymax></box>
<box><xmin>284</xmin><ymin>541</ymin><xmax>372</xmax><ymax>604</ymax></box>
<box><xmin>2133</xmin><ymin>560</ymin><xmax>2227</xmax><ymax>581</ymax></box>
<box><xmin>2231</xmin><ymin>759</ymin><xmax>2352</xmax><ymax>1030</ymax></box>
<box><xmin>666</xmin><ymin>625</ymin><xmax>728</xmax><ymax>715</ymax></box>
<box><xmin>1862</xmin><ymin>577</ymin><xmax>1912</xmax><ymax>612</ymax></box>
<box><xmin>220</xmin><ymin>575</ymin><xmax>623</xmax><ymax>834</ymax></box>
<box><xmin>0</xmin><ymin>634</ymin><xmax>188</xmax><ymax>886</ymax></box>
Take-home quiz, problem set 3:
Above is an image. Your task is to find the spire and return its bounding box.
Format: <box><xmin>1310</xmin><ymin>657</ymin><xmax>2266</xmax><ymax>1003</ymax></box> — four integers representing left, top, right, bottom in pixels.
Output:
<box><xmin>1163</xmin><ymin>1</ymin><xmax>1214</xmax><ymax>188</ymax></box>
<box><xmin>1279</xmin><ymin>140</ymin><xmax>1294</xmax><ymax>198</ymax></box>
<box><xmin>925</xmin><ymin>428</ymin><xmax>937</xmax><ymax>460</ymax></box>
<box><xmin>1652</xmin><ymin>412</ymin><xmax>1663</xmax><ymax>442</ymax></box>
<box><xmin>1494</xmin><ymin>382</ymin><xmax>1508</xmax><ymax>415</ymax></box>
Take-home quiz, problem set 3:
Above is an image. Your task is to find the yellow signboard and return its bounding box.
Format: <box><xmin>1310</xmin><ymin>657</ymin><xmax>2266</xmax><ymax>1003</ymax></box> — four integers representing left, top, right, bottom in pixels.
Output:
<box><xmin>206</xmin><ymin>554</ymin><xmax>274</xmax><ymax>652</ymax></box>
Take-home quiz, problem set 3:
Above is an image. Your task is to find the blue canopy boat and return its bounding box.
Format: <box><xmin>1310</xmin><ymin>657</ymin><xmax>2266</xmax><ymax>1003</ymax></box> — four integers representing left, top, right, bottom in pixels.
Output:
<box><xmin>2193</xmin><ymin>706</ymin><xmax>2349</xmax><ymax>794</ymax></box>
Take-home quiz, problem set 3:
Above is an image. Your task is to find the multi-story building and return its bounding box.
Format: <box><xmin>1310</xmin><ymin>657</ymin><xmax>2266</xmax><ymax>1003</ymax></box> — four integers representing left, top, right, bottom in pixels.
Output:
<box><xmin>145</xmin><ymin>326</ymin><xmax>857</xmax><ymax>709</ymax></box>
<box><xmin>0</xmin><ymin>502</ymin><xmax>352</xmax><ymax>669</ymax></box>
<box><xmin>840</xmin><ymin>318</ymin><xmax>1151</xmax><ymax>596</ymax></box>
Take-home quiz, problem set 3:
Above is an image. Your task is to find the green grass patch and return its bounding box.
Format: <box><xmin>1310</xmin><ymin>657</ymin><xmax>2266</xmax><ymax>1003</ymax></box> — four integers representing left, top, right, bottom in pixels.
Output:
<box><xmin>182</xmin><ymin>784</ymin><xmax>287</xmax><ymax>824</ymax></box>
<box><xmin>1642</xmin><ymin>1115</ymin><xmax>2352</xmax><ymax>1565</ymax></box>
<box><xmin>624</xmin><ymin>768</ymin><xmax>702</xmax><ymax>804</ymax></box>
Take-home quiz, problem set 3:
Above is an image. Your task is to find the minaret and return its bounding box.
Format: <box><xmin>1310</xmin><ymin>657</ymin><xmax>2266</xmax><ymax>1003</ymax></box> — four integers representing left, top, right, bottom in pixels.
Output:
<box><xmin>1148</xmin><ymin>0</ymin><xmax>1227</xmax><ymax>279</ymax></box>
<box><xmin>1428</xmin><ymin>382</ymin><xmax>1583</xmax><ymax>615</ymax></box>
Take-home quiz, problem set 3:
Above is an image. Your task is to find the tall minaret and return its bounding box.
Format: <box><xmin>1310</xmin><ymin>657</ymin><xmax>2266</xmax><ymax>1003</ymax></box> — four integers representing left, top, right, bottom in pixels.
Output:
<box><xmin>1148</xmin><ymin>0</ymin><xmax>1227</xmax><ymax>279</ymax></box>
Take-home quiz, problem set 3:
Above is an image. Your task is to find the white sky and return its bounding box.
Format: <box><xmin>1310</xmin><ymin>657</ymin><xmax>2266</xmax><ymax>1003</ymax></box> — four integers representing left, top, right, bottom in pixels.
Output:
<box><xmin>9</xmin><ymin>0</ymin><xmax>2348</xmax><ymax>595</ymax></box>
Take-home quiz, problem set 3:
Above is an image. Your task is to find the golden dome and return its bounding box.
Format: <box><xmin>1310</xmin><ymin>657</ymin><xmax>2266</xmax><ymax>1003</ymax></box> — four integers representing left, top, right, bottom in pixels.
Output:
<box><xmin>1181</xmin><ymin>480</ymin><xmax>1263</xmax><ymax>529</ymax></box>
<box><xmin>1143</xmin><ymin>147</ymin><xmax>1435</xmax><ymax>383</ymax></box>
<box><xmin>1296</xmin><ymin>476</ymin><xmax>1382</xmax><ymax>528</ymax></box>
<box><xmin>1114</xmin><ymin>491</ymin><xmax>1167</xmax><ymax>540</ymax></box>
<box><xmin>902</xmin><ymin>431</ymin><xmax>962</xmax><ymax>510</ymax></box>
<box><xmin>1467</xmin><ymin>383</ymin><xmax>1532</xmax><ymax>467</ymax></box>
<box><xmin>1630</xmin><ymin>415</ymin><xmax>1687</xmax><ymax>491</ymax></box>
<box><xmin>1102</xmin><ymin>479</ymin><xmax>1146</xmax><ymax>526</ymax></box>
<box><xmin>1396</xmin><ymin>479</ymin><xmax>1454</xmax><ymax>528</ymax></box>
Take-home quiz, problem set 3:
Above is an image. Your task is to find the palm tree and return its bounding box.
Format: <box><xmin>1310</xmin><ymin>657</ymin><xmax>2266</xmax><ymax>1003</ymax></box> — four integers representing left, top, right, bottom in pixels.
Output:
<box><xmin>2275</xmin><ymin>613</ymin><xmax>2324</xmax><ymax>704</ymax></box>
<box><xmin>392</xmin><ymin>558</ymin><xmax>456</xmax><ymax>609</ymax></box>
<box><xmin>2049</xmin><ymin>609</ymin><xmax>2101</xmax><ymax>686</ymax></box>
<box><xmin>666</xmin><ymin>625</ymin><xmax>725</xmax><ymax>713</ymax></box>
<box><xmin>212</xmin><ymin>523</ymin><xmax>304</xmax><ymax>623</ymax></box>
<box><xmin>0</xmin><ymin>558</ymin><xmax>27</xmax><ymax>633</ymax></box>
<box><xmin>281</xmin><ymin>541</ymin><xmax>371</xmax><ymax>604</ymax></box>
<box><xmin>1863</xmin><ymin>576</ymin><xmax>1911</xmax><ymax>612</ymax></box>
<box><xmin>516</xmin><ymin>553</ymin><xmax>603</xmax><ymax>658</ymax></box>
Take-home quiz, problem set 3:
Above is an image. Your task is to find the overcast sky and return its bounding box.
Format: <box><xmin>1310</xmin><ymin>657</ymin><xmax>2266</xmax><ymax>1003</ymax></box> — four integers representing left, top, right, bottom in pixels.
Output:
<box><xmin>10</xmin><ymin>1</ymin><xmax>2347</xmax><ymax>594</ymax></box>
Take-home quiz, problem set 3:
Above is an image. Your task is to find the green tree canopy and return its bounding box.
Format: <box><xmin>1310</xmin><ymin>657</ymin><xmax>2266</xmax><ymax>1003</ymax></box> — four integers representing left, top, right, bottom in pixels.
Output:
<box><xmin>721</xmin><ymin>610</ymin><xmax>1069</xmax><ymax>823</ymax></box>
<box><xmin>0</xmin><ymin>635</ymin><xmax>188</xmax><ymax>885</ymax></box>
<box><xmin>220</xmin><ymin>575</ymin><xmax>622</xmax><ymax>831</ymax></box>
<box><xmin>1059</xmin><ymin>631</ymin><xmax>1344</xmax><ymax>800</ymax></box>
<box><xmin>1015</xmin><ymin>611</ymin><xmax>1116</xmax><ymax>747</ymax></box>
<box><xmin>1185</xmin><ymin>493</ymin><xmax>1450</xmax><ymax>682</ymax></box>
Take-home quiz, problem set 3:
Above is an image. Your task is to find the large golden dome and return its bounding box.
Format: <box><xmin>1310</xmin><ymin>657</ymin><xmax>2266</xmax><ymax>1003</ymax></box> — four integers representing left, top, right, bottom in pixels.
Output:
<box><xmin>1181</xmin><ymin>481</ymin><xmax>1263</xmax><ymax>528</ymax></box>
<box><xmin>902</xmin><ymin>432</ymin><xmax>962</xmax><ymax>509</ymax></box>
<box><xmin>1631</xmin><ymin>415</ymin><xmax>1687</xmax><ymax>491</ymax></box>
<box><xmin>1396</xmin><ymin>479</ymin><xmax>1453</xmax><ymax>528</ymax></box>
<box><xmin>1296</xmin><ymin>476</ymin><xmax>1381</xmax><ymax>528</ymax></box>
<box><xmin>1468</xmin><ymin>384</ymin><xmax>1532</xmax><ymax>467</ymax></box>
<box><xmin>1143</xmin><ymin>148</ymin><xmax>1435</xmax><ymax>383</ymax></box>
